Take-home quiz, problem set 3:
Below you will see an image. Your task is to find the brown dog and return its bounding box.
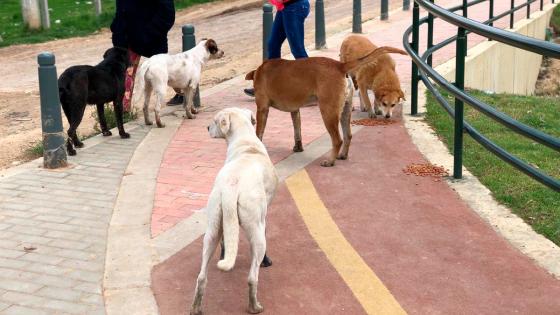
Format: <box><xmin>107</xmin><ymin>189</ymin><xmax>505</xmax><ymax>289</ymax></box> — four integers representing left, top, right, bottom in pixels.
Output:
<box><xmin>340</xmin><ymin>35</ymin><xmax>405</xmax><ymax>119</ymax></box>
<box><xmin>246</xmin><ymin>46</ymin><xmax>407</xmax><ymax>167</ymax></box>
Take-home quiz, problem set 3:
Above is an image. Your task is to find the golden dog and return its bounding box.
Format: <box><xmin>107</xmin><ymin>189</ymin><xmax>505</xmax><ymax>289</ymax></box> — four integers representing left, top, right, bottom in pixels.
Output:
<box><xmin>340</xmin><ymin>35</ymin><xmax>405</xmax><ymax>119</ymax></box>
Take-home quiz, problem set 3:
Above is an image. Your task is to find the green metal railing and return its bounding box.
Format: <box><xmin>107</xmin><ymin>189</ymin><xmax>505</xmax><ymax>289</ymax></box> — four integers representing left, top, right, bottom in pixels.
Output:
<box><xmin>404</xmin><ymin>0</ymin><xmax>560</xmax><ymax>191</ymax></box>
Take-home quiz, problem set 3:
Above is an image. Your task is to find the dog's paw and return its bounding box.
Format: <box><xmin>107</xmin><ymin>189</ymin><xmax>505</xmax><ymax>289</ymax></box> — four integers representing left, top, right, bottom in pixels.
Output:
<box><xmin>145</xmin><ymin>120</ymin><xmax>153</xmax><ymax>126</ymax></box>
<box><xmin>368</xmin><ymin>111</ymin><xmax>376</xmax><ymax>119</ymax></box>
<box><xmin>189</xmin><ymin>308</ymin><xmax>203</xmax><ymax>315</ymax></box>
<box><xmin>292</xmin><ymin>141</ymin><xmax>304</xmax><ymax>153</ymax></box>
<box><xmin>156</xmin><ymin>122</ymin><xmax>166</xmax><ymax>128</ymax></box>
<box><xmin>320</xmin><ymin>160</ymin><xmax>335</xmax><ymax>167</ymax></box>
<box><xmin>102</xmin><ymin>131</ymin><xmax>112</xmax><ymax>136</ymax></box>
<box><xmin>260</xmin><ymin>255</ymin><xmax>272</xmax><ymax>268</ymax></box>
<box><xmin>375</xmin><ymin>109</ymin><xmax>383</xmax><ymax>115</ymax></box>
<box><xmin>120</xmin><ymin>132</ymin><xmax>130</xmax><ymax>139</ymax></box>
<box><xmin>191</xmin><ymin>107</ymin><xmax>199</xmax><ymax>115</ymax></box>
<box><xmin>74</xmin><ymin>141</ymin><xmax>84</xmax><ymax>148</ymax></box>
<box><xmin>68</xmin><ymin>149</ymin><xmax>77</xmax><ymax>156</ymax></box>
<box><xmin>248</xmin><ymin>302</ymin><xmax>264</xmax><ymax>314</ymax></box>
<box><xmin>337</xmin><ymin>153</ymin><xmax>348</xmax><ymax>160</ymax></box>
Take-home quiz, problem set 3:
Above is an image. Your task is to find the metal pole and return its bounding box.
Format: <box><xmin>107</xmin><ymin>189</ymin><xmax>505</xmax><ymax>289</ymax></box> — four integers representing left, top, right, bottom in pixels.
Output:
<box><xmin>182</xmin><ymin>25</ymin><xmax>200</xmax><ymax>108</ymax></box>
<box><xmin>353</xmin><ymin>0</ymin><xmax>362</xmax><ymax>33</ymax></box>
<box><xmin>462</xmin><ymin>0</ymin><xmax>468</xmax><ymax>42</ymax></box>
<box><xmin>453</xmin><ymin>28</ymin><xmax>467</xmax><ymax>179</ymax></box>
<box><xmin>540</xmin><ymin>0</ymin><xmax>543</xmax><ymax>11</ymax></box>
<box><xmin>39</xmin><ymin>0</ymin><xmax>50</xmax><ymax>29</ymax></box>
<box><xmin>381</xmin><ymin>0</ymin><xmax>389</xmax><ymax>20</ymax></box>
<box><xmin>403</xmin><ymin>0</ymin><xmax>410</xmax><ymax>11</ymax></box>
<box><xmin>489</xmin><ymin>0</ymin><xmax>494</xmax><ymax>27</ymax></box>
<box><xmin>94</xmin><ymin>0</ymin><xmax>102</xmax><ymax>16</ymax></box>
<box><xmin>38</xmin><ymin>52</ymin><xmax>67</xmax><ymax>169</ymax></box>
<box><xmin>527</xmin><ymin>0</ymin><xmax>531</xmax><ymax>19</ymax></box>
<box><xmin>427</xmin><ymin>0</ymin><xmax>434</xmax><ymax>66</ymax></box>
<box><xmin>263</xmin><ymin>4</ymin><xmax>273</xmax><ymax>60</ymax></box>
<box><xmin>315</xmin><ymin>0</ymin><xmax>326</xmax><ymax>49</ymax></box>
<box><xmin>411</xmin><ymin>2</ymin><xmax>420</xmax><ymax>116</ymax></box>
<box><xmin>510</xmin><ymin>0</ymin><xmax>515</xmax><ymax>28</ymax></box>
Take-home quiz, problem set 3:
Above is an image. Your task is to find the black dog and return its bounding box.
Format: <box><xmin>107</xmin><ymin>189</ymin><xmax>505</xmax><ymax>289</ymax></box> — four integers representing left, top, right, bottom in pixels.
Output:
<box><xmin>58</xmin><ymin>47</ymin><xmax>131</xmax><ymax>156</ymax></box>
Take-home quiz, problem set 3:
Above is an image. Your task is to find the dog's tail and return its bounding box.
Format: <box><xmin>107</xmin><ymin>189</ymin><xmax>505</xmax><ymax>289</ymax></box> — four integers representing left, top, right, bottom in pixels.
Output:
<box><xmin>217</xmin><ymin>189</ymin><xmax>240</xmax><ymax>271</ymax></box>
<box><xmin>340</xmin><ymin>46</ymin><xmax>407</xmax><ymax>73</ymax></box>
<box><xmin>131</xmin><ymin>60</ymin><xmax>149</xmax><ymax>106</ymax></box>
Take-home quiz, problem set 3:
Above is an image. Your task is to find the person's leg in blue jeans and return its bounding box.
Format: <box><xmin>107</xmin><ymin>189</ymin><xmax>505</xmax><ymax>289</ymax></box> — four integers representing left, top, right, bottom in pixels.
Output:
<box><xmin>267</xmin><ymin>10</ymin><xmax>286</xmax><ymax>59</ymax></box>
<box><xmin>281</xmin><ymin>1</ymin><xmax>310</xmax><ymax>59</ymax></box>
<box><xmin>244</xmin><ymin>1</ymin><xmax>310</xmax><ymax>96</ymax></box>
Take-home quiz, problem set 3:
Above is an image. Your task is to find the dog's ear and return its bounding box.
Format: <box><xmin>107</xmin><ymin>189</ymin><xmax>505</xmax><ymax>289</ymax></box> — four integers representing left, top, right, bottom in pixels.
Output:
<box><xmin>245</xmin><ymin>70</ymin><xmax>255</xmax><ymax>81</ymax></box>
<box><xmin>219</xmin><ymin>112</ymin><xmax>231</xmax><ymax>135</ymax></box>
<box><xmin>399</xmin><ymin>89</ymin><xmax>406</xmax><ymax>101</ymax></box>
<box><xmin>205</xmin><ymin>39</ymin><xmax>219</xmax><ymax>55</ymax></box>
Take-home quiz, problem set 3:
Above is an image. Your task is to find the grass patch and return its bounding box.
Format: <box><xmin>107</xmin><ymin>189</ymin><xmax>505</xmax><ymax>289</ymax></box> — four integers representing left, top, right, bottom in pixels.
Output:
<box><xmin>92</xmin><ymin>104</ymin><xmax>138</xmax><ymax>133</ymax></box>
<box><xmin>25</xmin><ymin>141</ymin><xmax>44</xmax><ymax>159</ymax></box>
<box><xmin>0</xmin><ymin>0</ymin><xmax>216</xmax><ymax>48</ymax></box>
<box><xmin>551</xmin><ymin>4</ymin><xmax>560</xmax><ymax>31</ymax></box>
<box><xmin>425</xmin><ymin>89</ymin><xmax>560</xmax><ymax>245</ymax></box>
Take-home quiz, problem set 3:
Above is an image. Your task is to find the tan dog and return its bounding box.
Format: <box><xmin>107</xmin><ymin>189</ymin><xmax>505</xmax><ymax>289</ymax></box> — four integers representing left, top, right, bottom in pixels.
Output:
<box><xmin>246</xmin><ymin>46</ymin><xmax>407</xmax><ymax>167</ymax></box>
<box><xmin>340</xmin><ymin>35</ymin><xmax>405</xmax><ymax>119</ymax></box>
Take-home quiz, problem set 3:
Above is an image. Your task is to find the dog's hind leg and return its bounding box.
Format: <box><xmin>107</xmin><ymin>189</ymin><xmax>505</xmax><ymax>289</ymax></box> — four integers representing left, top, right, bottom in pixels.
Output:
<box><xmin>68</xmin><ymin>103</ymin><xmax>87</xmax><ymax>149</ymax></box>
<box><xmin>154</xmin><ymin>89</ymin><xmax>166</xmax><ymax>128</ymax></box>
<box><xmin>255</xmin><ymin>98</ymin><xmax>271</xmax><ymax>141</ymax></box>
<box><xmin>338</xmin><ymin>98</ymin><xmax>353</xmax><ymax>160</ymax></box>
<box><xmin>291</xmin><ymin>110</ymin><xmax>304</xmax><ymax>152</ymax></box>
<box><xmin>246</xmin><ymin>223</ymin><xmax>266</xmax><ymax>314</ymax></box>
<box><xmin>319</xmin><ymin>103</ymin><xmax>343</xmax><ymax>167</ymax></box>
<box><xmin>190</xmin><ymin>219</ymin><xmax>222</xmax><ymax>315</ymax></box>
<box><xmin>219</xmin><ymin>238</ymin><xmax>272</xmax><ymax>268</ymax></box>
<box><xmin>143</xmin><ymin>84</ymin><xmax>153</xmax><ymax>126</ymax></box>
<box><xmin>113</xmin><ymin>100</ymin><xmax>130</xmax><ymax>138</ymax></box>
<box><xmin>182</xmin><ymin>87</ymin><xmax>196</xmax><ymax>120</ymax></box>
<box><xmin>96</xmin><ymin>103</ymin><xmax>112</xmax><ymax>136</ymax></box>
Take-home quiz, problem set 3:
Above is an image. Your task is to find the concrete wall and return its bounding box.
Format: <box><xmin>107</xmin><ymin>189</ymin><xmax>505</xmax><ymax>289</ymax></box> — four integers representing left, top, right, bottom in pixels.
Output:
<box><xmin>436</xmin><ymin>4</ymin><xmax>556</xmax><ymax>95</ymax></box>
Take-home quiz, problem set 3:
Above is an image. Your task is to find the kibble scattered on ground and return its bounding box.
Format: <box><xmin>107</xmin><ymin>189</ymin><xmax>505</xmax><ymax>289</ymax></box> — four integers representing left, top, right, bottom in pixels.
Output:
<box><xmin>403</xmin><ymin>163</ymin><xmax>449</xmax><ymax>180</ymax></box>
<box><xmin>351</xmin><ymin>118</ymin><xmax>397</xmax><ymax>126</ymax></box>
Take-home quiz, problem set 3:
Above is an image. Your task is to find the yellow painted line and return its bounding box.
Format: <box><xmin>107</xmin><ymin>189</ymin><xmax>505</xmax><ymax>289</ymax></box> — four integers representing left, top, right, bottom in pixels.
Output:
<box><xmin>285</xmin><ymin>170</ymin><xmax>407</xmax><ymax>315</ymax></box>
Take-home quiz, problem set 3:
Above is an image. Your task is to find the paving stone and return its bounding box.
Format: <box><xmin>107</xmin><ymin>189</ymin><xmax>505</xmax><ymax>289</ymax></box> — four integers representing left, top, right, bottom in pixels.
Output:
<box><xmin>60</xmin><ymin>259</ymin><xmax>103</xmax><ymax>272</ymax></box>
<box><xmin>0</xmin><ymin>223</ymin><xmax>11</xmax><ymax>231</ymax></box>
<box><xmin>0</xmin><ymin>291</ymin><xmax>48</xmax><ymax>309</ymax></box>
<box><xmin>0</xmin><ymin>210</ymin><xmax>34</xmax><ymax>219</ymax></box>
<box><xmin>23</xmin><ymin>263</ymin><xmax>67</xmax><ymax>276</ymax></box>
<box><xmin>48</xmin><ymin>239</ymin><xmax>90</xmax><ymax>251</ymax></box>
<box><xmin>0</xmin><ymin>301</ymin><xmax>9</xmax><ymax>311</ymax></box>
<box><xmin>20</xmin><ymin>253</ymin><xmax>65</xmax><ymax>265</ymax></box>
<box><xmin>0</xmin><ymin>305</ymin><xmax>48</xmax><ymax>315</ymax></box>
<box><xmin>44</xmin><ymin>298</ymin><xmax>91</xmax><ymax>314</ymax></box>
<box><xmin>3</xmin><ymin>218</ymin><xmax>41</xmax><ymax>227</ymax></box>
<box><xmin>0</xmin><ymin>248</ymin><xmax>25</xmax><ymax>259</ymax></box>
<box><xmin>0</xmin><ymin>183</ymin><xmax>18</xmax><ymax>190</ymax></box>
<box><xmin>0</xmin><ymin>257</ymin><xmax>29</xmax><ymax>269</ymax></box>
<box><xmin>67</xmin><ymin>269</ymin><xmax>102</xmax><ymax>283</ymax></box>
<box><xmin>0</xmin><ymin>279</ymin><xmax>42</xmax><ymax>293</ymax></box>
<box><xmin>34</xmin><ymin>215</ymin><xmax>71</xmax><ymax>224</ymax></box>
<box><xmin>35</xmin><ymin>287</ymin><xmax>82</xmax><ymax>303</ymax></box>
<box><xmin>32</xmin><ymin>274</ymin><xmax>78</xmax><ymax>289</ymax></box>
<box><xmin>44</xmin><ymin>230</ymin><xmax>86</xmax><ymax>241</ymax></box>
<box><xmin>0</xmin><ymin>239</ymin><xmax>18</xmax><ymax>248</ymax></box>
<box><xmin>73</xmin><ymin>282</ymin><xmax>101</xmax><ymax>295</ymax></box>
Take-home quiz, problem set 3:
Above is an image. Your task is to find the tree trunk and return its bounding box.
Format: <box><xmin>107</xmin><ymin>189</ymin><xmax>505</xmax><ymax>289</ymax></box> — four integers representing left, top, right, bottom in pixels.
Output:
<box><xmin>21</xmin><ymin>0</ymin><xmax>42</xmax><ymax>30</ymax></box>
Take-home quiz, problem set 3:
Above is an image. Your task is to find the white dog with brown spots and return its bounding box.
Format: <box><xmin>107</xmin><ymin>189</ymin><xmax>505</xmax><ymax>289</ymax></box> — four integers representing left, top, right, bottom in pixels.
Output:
<box><xmin>133</xmin><ymin>39</ymin><xmax>224</xmax><ymax>127</ymax></box>
<box><xmin>190</xmin><ymin>107</ymin><xmax>278</xmax><ymax>315</ymax></box>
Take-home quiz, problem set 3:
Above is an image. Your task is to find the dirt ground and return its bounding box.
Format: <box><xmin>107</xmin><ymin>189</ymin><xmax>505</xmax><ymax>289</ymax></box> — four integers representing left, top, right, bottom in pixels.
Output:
<box><xmin>535</xmin><ymin>39</ymin><xmax>560</xmax><ymax>96</ymax></box>
<box><xmin>0</xmin><ymin>0</ymin><xmax>388</xmax><ymax>169</ymax></box>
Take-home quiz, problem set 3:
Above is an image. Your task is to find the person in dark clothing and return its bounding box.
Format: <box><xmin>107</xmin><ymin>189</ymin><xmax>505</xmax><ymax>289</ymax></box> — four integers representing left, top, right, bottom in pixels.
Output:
<box><xmin>110</xmin><ymin>0</ymin><xmax>176</xmax><ymax>111</ymax></box>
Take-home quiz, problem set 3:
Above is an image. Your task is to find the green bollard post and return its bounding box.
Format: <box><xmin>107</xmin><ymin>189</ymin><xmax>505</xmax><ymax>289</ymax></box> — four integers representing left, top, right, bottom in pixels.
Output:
<box><xmin>527</xmin><ymin>0</ymin><xmax>531</xmax><ymax>19</ymax></box>
<box><xmin>403</xmin><ymin>0</ymin><xmax>410</xmax><ymax>11</ymax></box>
<box><xmin>427</xmin><ymin>0</ymin><xmax>434</xmax><ymax>66</ymax></box>
<box><xmin>263</xmin><ymin>4</ymin><xmax>273</xmax><ymax>60</ymax></box>
<box><xmin>38</xmin><ymin>52</ymin><xmax>67</xmax><ymax>169</ymax></box>
<box><xmin>381</xmin><ymin>0</ymin><xmax>389</xmax><ymax>20</ymax></box>
<box><xmin>353</xmin><ymin>0</ymin><xmax>362</xmax><ymax>33</ymax></box>
<box><xmin>510</xmin><ymin>0</ymin><xmax>515</xmax><ymax>28</ymax></box>
<box><xmin>315</xmin><ymin>0</ymin><xmax>326</xmax><ymax>49</ymax></box>
<box><xmin>453</xmin><ymin>28</ymin><xmax>467</xmax><ymax>180</ymax></box>
<box><xmin>182</xmin><ymin>24</ymin><xmax>200</xmax><ymax>108</ymax></box>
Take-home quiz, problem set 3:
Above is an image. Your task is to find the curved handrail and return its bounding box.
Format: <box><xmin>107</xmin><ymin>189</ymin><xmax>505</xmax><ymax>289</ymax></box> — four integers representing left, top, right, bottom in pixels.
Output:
<box><xmin>403</xmin><ymin>0</ymin><xmax>560</xmax><ymax>191</ymax></box>
<box><xmin>415</xmin><ymin>0</ymin><xmax>560</xmax><ymax>58</ymax></box>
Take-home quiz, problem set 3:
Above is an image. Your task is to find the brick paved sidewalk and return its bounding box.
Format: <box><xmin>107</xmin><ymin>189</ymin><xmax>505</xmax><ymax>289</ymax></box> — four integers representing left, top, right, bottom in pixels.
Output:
<box><xmin>0</xmin><ymin>124</ymin><xmax>148</xmax><ymax>315</ymax></box>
